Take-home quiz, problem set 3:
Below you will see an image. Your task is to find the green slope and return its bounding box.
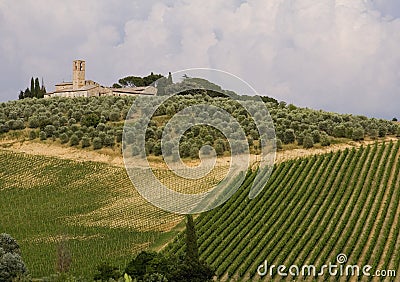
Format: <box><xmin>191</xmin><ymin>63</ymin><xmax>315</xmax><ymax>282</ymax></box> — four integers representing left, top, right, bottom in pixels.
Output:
<box><xmin>0</xmin><ymin>150</ymin><xmax>182</xmax><ymax>279</ymax></box>
<box><xmin>165</xmin><ymin>141</ymin><xmax>400</xmax><ymax>281</ymax></box>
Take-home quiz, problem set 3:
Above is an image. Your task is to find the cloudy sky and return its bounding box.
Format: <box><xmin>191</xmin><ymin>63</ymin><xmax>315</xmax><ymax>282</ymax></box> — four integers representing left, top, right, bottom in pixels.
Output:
<box><xmin>0</xmin><ymin>0</ymin><xmax>399</xmax><ymax>119</ymax></box>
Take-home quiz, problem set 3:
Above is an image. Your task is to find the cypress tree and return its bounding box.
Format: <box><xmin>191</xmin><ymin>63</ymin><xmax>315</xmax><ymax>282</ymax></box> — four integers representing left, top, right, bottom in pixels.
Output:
<box><xmin>24</xmin><ymin>87</ymin><xmax>31</xmax><ymax>99</ymax></box>
<box><xmin>185</xmin><ymin>214</ymin><xmax>199</xmax><ymax>263</ymax></box>
<box><xmin>30</xmin><ymin>77</ymin><xmax>35</xmax><ymax>97</ymax></box>
<box><xmin>40</xmin><ymin>78</ymin><xmax>46</xmax><ymax>98</ymax></box>
<box><xmin>34</xmin><ymin>78</ymin><xmax>40</xmax><ymax>98</ymax></box>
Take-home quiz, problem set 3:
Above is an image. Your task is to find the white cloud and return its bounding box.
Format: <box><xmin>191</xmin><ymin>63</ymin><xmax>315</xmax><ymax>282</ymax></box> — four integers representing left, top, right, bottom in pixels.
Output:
<box><xmin>0</xmin><ymin>0</ymin><xmax>399</xmax><ymax>118</ymax></box>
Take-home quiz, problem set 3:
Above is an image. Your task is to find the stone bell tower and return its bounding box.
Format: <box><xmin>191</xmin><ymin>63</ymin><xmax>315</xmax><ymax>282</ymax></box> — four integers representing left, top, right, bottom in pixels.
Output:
<box><xmin>72</xmin><ymin>60</ymin><xmax>85</xmax><ymax>90</ymax></box>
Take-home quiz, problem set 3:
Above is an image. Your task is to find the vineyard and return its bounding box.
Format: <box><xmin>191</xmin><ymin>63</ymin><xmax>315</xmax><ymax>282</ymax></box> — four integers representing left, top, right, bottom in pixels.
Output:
<box><xmin>0</xmin><ymin>149</ymin><xmax>183</xmax><ymax>279</ymax></box>
<box><xmin>165</xmin><ymin>141</ymin><xmax>400</xmax><ymax>281</ymax></box>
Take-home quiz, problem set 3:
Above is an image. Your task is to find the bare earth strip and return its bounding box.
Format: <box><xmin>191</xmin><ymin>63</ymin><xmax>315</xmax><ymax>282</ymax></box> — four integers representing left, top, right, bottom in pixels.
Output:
<box><xmin>1</xmin><ymin>137</ymin><xmax>397</xmax><ymax>168</ymax></box>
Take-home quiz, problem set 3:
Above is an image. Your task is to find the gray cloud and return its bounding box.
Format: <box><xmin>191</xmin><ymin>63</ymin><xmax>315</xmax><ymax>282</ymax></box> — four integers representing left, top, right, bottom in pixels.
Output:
<box><xmin>0</xmin><ymin>0</ymin><xmax>399</xmax><ymax>119</ymax></box>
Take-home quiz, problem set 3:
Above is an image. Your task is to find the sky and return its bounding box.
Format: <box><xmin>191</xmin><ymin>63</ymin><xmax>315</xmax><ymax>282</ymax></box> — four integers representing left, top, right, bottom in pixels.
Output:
<box><xmin>0</xmin><ymin>0</ymin><xmax>399</xmax><ymax>119</ymax></box>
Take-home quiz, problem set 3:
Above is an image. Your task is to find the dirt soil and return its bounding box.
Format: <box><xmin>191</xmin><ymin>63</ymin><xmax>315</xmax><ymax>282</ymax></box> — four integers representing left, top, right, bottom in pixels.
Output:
<box><xmin>1</xmin><ymin>137</ymin><xmax>397</xmax><ymax>168</ymax></box>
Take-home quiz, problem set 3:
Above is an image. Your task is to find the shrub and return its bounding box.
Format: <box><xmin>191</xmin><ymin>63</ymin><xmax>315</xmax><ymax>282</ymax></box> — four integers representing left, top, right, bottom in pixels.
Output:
<box><xmin>153</xmin><ymin>142</ymin><xmax>162</xmax><ymax>156</ymax></box>
<box><xmin>81</xmin><ymin>113</ymin><xmax>100</xmax><ymax>128</ymax></box>
<box><xmin>320</xmin><ymin>132</ymin><xmax>331</xmax><ymax>146</ymax></box>
<box><xmin>0</xmin><ymin>123</ymin><xmax>9</xmax><ymax>133</ymax></box>
<box><xmin>352</xmin><ymin>128</ymin><xmax>364</xmax><ymax>141</ymax></box>
<box><xmin>297</xmin><ymin>132</ymin><xmax>304</xmax><ymax>146</ymax></box>
<box><xmin>68</xmin><ymin>118</ymin><xmax>77</xmax><ymax>126</ymax></box>
<box><xmin>29</xmin><ymin>130</ymin><xmax>37</xmax><ymax>140</ymax></box>
<box><xmin>39</xmin><ymin>131</ymin><xmax>47</xmax><ymax>140</ymax></box>
<box><xmin>96</xmin><ymin>123</ymin><xmax>106</xmax><ymax>132</ymax></box>
<box><xmin>70</xmin><ymin>124</ymin><xmax>79</xmax><ymax>132</ymax></box>
<box><xmin>369</xmin><ymin>128</ymin><xmax>378</xmax><ymax>140</ymax></box>
<box><xmin>115</xmin><ymin>130</ymin><xmax>123</xmax><ymax>143</ymax></box>
<box><xmin>103</xmin><ymin>135</ymin><xmax>115</xmax><ymax>147</ymax></box>
<box><xmin>75</xmin><ymin>130</ymin><xmax>84</xmax><ymax>139</ymax></box>
<box><xmin>378</xmin><ymin>125</ymin><xmax>387</xmax><ymax>137</ymax></box>
<box><xmin>276</xmin><ymin>138</ymin><xmax>283</xmax><ymax>150</ymax></box>
<box><xmin>303</xmin><ymin>135</ymin><xmax>314</xmax><ymax>148</ymax></box>
<box><xmin>59</xmin><ymin>133</ymin><xmax>69</xmax><ymax>144</ymax></box>
<box><xmin>109</xmin><ymin>111</ymin><xmax>120</xmax><ymax>122</ymax></box>
<box><xmin>81</xmin><ymin>136</ymin><xmax>91</xmax><ymax>148</ymax></box>
<box><xmin>0</xmin><ymin>253</ymin><xmax>28</xmax><ymax>282</ymax></box>
<box><xmin>93</xmin><ymin>137</ymin><xmax>103</xmax><ymax>150</ymax></box>
<box><xmin>0</xmin><ymin>233</ymin><xmax>28</xmax><ymax>282</ymax></box>
<box><xmin>311</xmin><ymin>130</ymin><xmax>321</xmax><ymax>143</ymax></box>
<box><xmin>0</xmin><ymin>233</ymin><xmax>20</xmax><ymax>255</ymax></box>
<box><xmin>283</xmin><ymin>129</ymin><xmax>296</xmax><ymax>144</ymax></box>
<box><xmin>93</xmin><ymin>262</ymin><xmax>120</xmax><ymax>281</ymax></box>
<box><xmin>69</xmin><ymin>134</ymin><xmax>79</xmax><ymax>146</ymax></box>
<box><xmin>44</xmin><ymin>125</ymin><xmax>56</xmax><ymax>137</ymax></box>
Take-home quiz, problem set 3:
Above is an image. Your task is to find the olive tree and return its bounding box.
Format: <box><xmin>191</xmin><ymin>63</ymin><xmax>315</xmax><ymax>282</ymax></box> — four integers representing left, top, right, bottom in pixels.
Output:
<box><xmin>0</xmin><ymin>234</ymin><xmax>28</xmax><ymax>282</ymax></box>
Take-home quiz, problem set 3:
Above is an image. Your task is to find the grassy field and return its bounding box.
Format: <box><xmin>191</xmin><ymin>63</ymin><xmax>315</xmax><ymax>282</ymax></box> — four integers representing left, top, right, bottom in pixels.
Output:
<box><xmin>166</xmin><ymin>141</ymin><xmax>400</xmax><ymax>281</ymax></box>
<box><xmin>0</xmin><ymin>150</ymin><xmax>183</xmax><ymax>279</ymax></box>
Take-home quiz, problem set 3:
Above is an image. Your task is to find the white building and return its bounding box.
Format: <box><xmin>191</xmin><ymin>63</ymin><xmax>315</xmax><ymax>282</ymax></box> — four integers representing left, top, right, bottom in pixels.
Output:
<box><xmin>45</xmin><ymin>60</ymin><xmax>157</xmax><ymax>98</ymax></box>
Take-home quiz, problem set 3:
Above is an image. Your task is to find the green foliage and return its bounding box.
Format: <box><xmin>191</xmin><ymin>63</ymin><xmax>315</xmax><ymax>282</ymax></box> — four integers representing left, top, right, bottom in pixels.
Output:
<box><xmin>0</xmin><ymin>234</ymin><xmax>21</xmax><ymax>255</ymax></box>
<box><xmin>81</xmin><ymin>136</ymin><xmax>91</xmax><ymax>148</ymax></box>
<box><xmin>109</xmin><ymin>111</ymin><xmax>120</xmax><ymax>122</ymax></box>
<box><xmin>0</xmin><ymin>151</ymin><xmax>172</xmax><ymax>279</ymax></box>
<box><xmin>125</xmin><ymin>250</ymin><xmax>213</xmax><ymax>282</ymax></box>
<box><xmin>352</xmin><ymin>127</ymin><xmax>364</xmax><ymax>141</ymax></box>
<box><xmin>276</xmin><ymin>139</ymin><xmax>283</xmax><ymax>150</ymax></box>
<box><xmin>283</xmin><ymin>129</ymin><xmax>295</xmax><ymax>144</ymax></box>
<box><xmin>39</xmin><ymin>131</ymin><xmax>47</xmax><ymax>141</ymax></box>
<box><xmin>185</xmin><ymin>215</ymin><xmax>199</xmax><ymax>263</ymax></box>
<box><xmin>69</xmin><ymin>134</ymin><xmax>79</xmax><ymax>146</ymax></box>
<box><xmin>142</xmin><ymin>273</ymin><xmax>168</xmax><ymax>282</ymax></box>
<box><xmin>92</xmin><ymin>137</ymin><xmax>103</xmax><ymax>150</ymax></box>
<box><xmin>0</xmin><ymin>234</ymin><xmax>28</xmax><ymax>282</ymax></box>
<box><xmin>44</xmin><ymin>125</ymin><xmax>56</xmax><ymax>137</ymax></box>
<box><xmin>0</xmin><ymin>253</ymin><xmax>28</xmax><ymax>282</ymax></box>
<box><xmin>103</xmin><ymin>134</ymin><xmax>115</xmax><ymax>147</ymax></box>
<box><xmin>378</xmin><ymin>125</ymin><xmax>387</xmax><ymax>137</ymax></box>
<box><xmin>1</xmin><ymin>93</ymin><xmax>396</xmax><ymax>158</ymax></box>
<box><xmin>114</xmin><ymin>73</ymin><xmax>164</xmax><ymax>88</ymax></box>
<box><xmin>311</xmin><ymin>130</ymin><xmax>321</xmax><ymax>143</ymax></box>
<box><xmin>81</xmin><ymin>113</ymin><xmax>100</xmax><ymax>127</ymax></box>
<box><xmin>29</xmin><ymin>130</ymin><xmax>37</xmax><ymax>140</ymax></box>
<box><xmin>303</xmin><ymin>135</ymin><xmax>314</xmax><ymax>148</ymax></box>
<box><xmin>93</xmin><ymin>262</ymin><xmax>120</xmax><ymax>281</ymax></box>
<box><xmin>125</xmin><ymin>252</ymin><xmax>169</xmax><ymax>280</ymax></box>
<box><xmin>18</xmin><ymin>77</ymin><xmax>46</xmax><ymax>99</ymax></box>
<box><xmin>165</xmin><ymin>142</ymin><xmax>400</xmax><ymax>280</ymax></box>
<box><xmin>320</xmin><ymin>132</ymin><xmax>331</xmax><ymax>146</ymax></box>
<box><xmin>60</xmin><ymin>133</ymin><xmax>69</xmax><ymax>144</ymax></box>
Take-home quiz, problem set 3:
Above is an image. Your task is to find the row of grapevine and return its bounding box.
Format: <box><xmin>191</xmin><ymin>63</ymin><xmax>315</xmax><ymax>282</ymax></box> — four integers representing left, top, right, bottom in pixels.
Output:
<box><xmin>0</xmin><ymin>149</ymin><xmax>181</xmax><ymax>278</ymax></box>
<box><xmin>165</xmin><ymin>141</ymin><xmax>400</xmax><ymax>281</ymax></box>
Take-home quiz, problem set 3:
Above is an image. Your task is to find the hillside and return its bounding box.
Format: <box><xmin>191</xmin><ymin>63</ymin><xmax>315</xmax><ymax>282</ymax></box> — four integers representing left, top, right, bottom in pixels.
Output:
<box><xmin>0</xmin><ymin>95</ymin><xmax>399</xmax><ymax>157</ymax></box>
<box><xmin>0</xmin><ymin>149</ymin><xmax>183</xmax><ymax>278</ymax></box>
<box><xmin>1</xmin><ymin>93</ymin><xmax>400</xmax><ymax>280</ymax></box>
<box><xmin>165</xmin><ymin>141</ymin><xmax>400</xmax><ymax>281</ymax></box>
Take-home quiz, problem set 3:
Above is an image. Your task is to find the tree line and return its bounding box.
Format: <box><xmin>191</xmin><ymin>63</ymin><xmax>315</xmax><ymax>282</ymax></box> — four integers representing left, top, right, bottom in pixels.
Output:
<box><xmin>18</xmin><ymin>77</ymin><xmax>46</xmax><ymax>99</ymax></box>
